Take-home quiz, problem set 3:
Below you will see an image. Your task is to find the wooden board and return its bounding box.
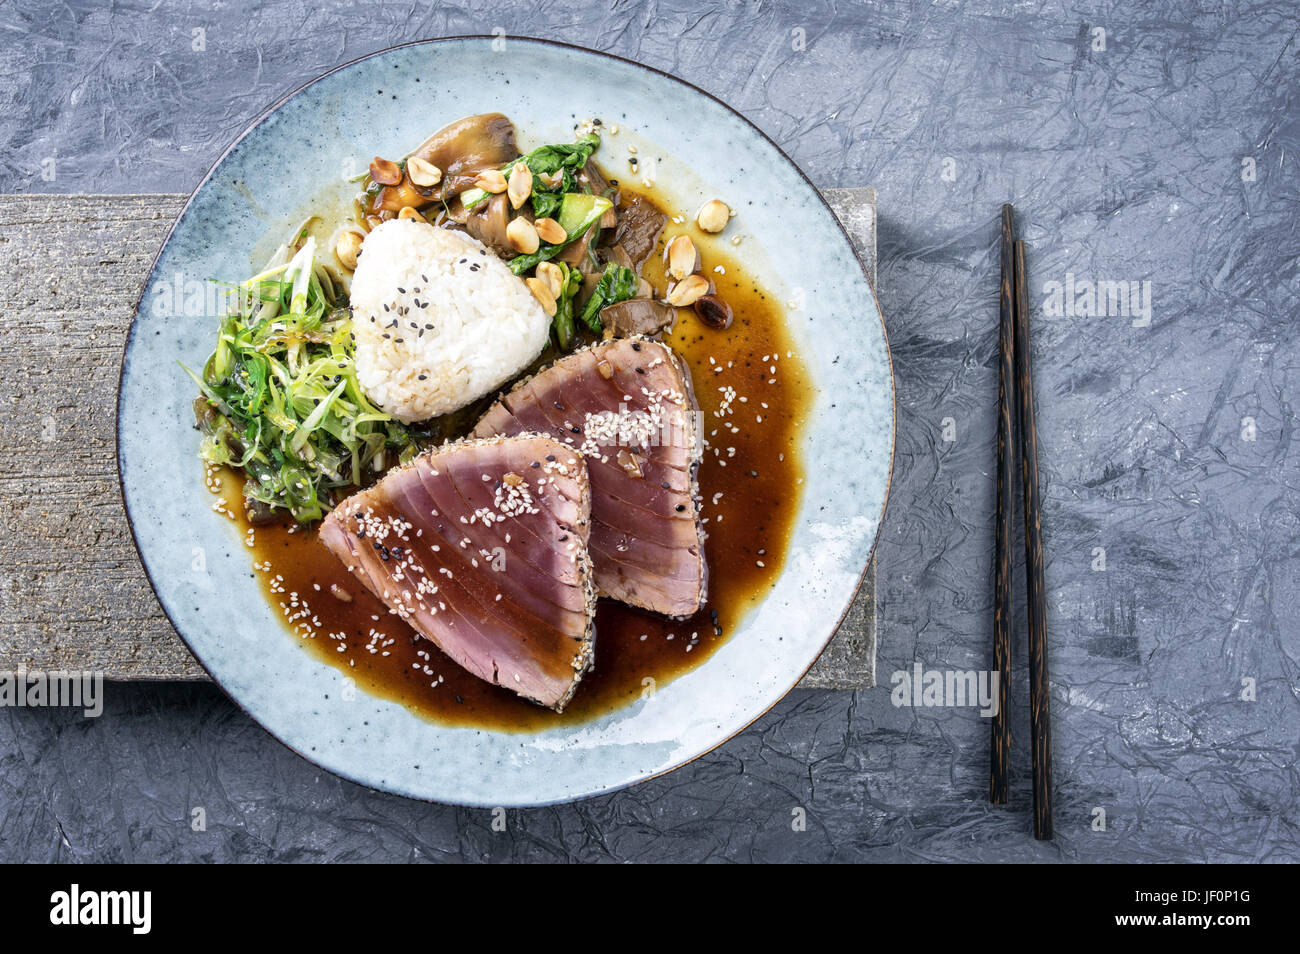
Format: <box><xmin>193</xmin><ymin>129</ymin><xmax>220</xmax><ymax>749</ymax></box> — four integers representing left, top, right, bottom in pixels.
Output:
<box><xmin>804</xmin><ymin>188</ymin><xmax>879</xmax><ymax>689</ymax></box>
<box><xmin>0</xmin><ymin>190</ymin><xmax>878</xmax><ymax>687</ymax></box>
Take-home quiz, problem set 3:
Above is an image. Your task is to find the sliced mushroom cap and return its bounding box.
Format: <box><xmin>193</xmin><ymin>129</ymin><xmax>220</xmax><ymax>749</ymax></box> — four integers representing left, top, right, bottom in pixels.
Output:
<box><xmin>372</xmin><ymin>173</ymin><xmax>431</xmax><ymax>213</ymax></box>
<box><xmin>573</xmin><ymin>256</ymin><xmax>607</xmax><ymax>314</ymax></box>
<box><xmin>578</xmin><ymin>159</ymin><xmax>611</xmax><ymax>195</ymax></box>
<box><xmin>599</xmin><ymin>298</ymin><xmax>677</xmax><ymax>338</ymax></box>
<box><xmin>243</xmin><ymin>496</ymin><xmax>281</xmax><ymax>526</ymax></box>
<box><xmin>463</xmin><ymin>193</ymin><xmax>514</xmax><ymax>255</ymax></box>
<box><xmin>601</xmin><ymin>243</ymin><xmax>635</xmax><ymax>271</ymax></box>
<box><xmin>192</xmin><ymin>396</ymin><xmax>217</xmax><ymax>431</ymax></box>
<box><xmin>612</xmin><ymin>191</ymin><xmax>667</xmax><ymax>269</ymax></box>
<box><xmin>556</xmin><ymin>222</ymin><xmax>597</xmax><ymax>267</ymax></box>
<box><xmin>441</xmin><ymin>192</ymin><xmax>475</xmax><ymax>225</ymax></box>
<box><xmin>407</xmin><ymin>112</ymin><xmax>519</xmax><ymax>200</ymax></box>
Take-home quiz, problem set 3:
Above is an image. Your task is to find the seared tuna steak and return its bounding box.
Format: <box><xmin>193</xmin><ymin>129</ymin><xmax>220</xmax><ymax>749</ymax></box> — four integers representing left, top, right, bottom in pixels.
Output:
<box><xmin>472</xmin><ymin>337</ymin><xmax>707</xmax><ymax>618</ymax></box>
<box><xmin>319</xmin><ymin>435</ymin><xmax>596</xmax><ymax>711</ymax></box>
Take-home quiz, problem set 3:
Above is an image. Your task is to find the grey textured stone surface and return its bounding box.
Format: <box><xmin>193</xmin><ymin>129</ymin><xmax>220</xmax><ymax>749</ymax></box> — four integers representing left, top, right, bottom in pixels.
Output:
<box><xmin>0</xmin><ymin>0</ymin><xmax>1297</xmax><ymax>862</ymax></box>
<box><xmin>0</xmin><ymin>189</ymin><xmax>875</xmax><ymax>686</ymax></box>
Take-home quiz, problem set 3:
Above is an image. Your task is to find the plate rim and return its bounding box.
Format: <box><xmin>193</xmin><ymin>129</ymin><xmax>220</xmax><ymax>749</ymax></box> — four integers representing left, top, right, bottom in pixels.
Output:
<box><xmin>116</xmin><ymin>34</ymin><xmax>896</xmax><ymax>805</ymax></box>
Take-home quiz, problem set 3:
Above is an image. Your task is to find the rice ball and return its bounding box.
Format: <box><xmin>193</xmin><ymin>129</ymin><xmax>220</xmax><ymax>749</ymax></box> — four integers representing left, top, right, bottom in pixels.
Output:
<box><xmin>349</xmin><ymin>219</ymin><xmax>550</xmax><ymax>423</ymax></box>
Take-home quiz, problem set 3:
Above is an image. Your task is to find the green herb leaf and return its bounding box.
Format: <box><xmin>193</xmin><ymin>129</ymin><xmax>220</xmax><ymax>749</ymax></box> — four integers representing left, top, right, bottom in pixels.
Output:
<box><xmin>517</xmin><ymin>134</ymin><xmax>601</xmax><ymax>178</ymax></box>
<box><xmin>579</xmin><ymin>263</ymin><xmax>639</xmax><ymax>333</ymax></box>
<box><xmin>530</xmin><ymin>190</ymin><xmax>563</xmax><ymax>220</ymax></box>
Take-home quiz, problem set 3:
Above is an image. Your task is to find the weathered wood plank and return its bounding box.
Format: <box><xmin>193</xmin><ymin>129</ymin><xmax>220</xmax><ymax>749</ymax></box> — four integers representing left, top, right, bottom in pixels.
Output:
<box><xmin>0</xmin><ymin>191</ymin><xmax>878</xmax><ymax>688</ymax></box>
<box><xmin>0</xmin><ymin>194</ymin><xmax>196</xmax><ymax>676</ymax></box>
<box><xmin>804</xmin><ymin>188</ymin><xmax>879</xmax><ymax>690</ymax></box>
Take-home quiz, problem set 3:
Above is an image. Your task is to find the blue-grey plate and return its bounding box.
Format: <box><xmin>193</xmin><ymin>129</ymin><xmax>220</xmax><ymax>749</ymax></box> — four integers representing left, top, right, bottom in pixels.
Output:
<box><xmin>118</xmin><ymin>37</ymin><xmax>893</xmax><ymax>805</ymax></box>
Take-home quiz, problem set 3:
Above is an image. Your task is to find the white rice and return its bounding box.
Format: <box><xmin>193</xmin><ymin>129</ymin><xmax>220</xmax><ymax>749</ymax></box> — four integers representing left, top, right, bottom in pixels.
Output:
<box><xmin>349</xmin><ymin>219</ymin><xmax>550</xmax><ymax>423</ymax></box>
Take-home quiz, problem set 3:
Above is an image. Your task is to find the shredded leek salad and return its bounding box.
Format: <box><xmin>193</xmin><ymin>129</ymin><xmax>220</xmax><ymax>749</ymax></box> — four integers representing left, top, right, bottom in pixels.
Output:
<box><xmin>184</xmin><ymin>229</ymin><xmax>417</xmax><ymax>523</ymax></box>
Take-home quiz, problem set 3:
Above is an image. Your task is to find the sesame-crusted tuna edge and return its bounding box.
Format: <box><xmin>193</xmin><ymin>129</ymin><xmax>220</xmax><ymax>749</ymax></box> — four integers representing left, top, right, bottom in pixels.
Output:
<box><xmin>473</xmin><ymin>335</ymin><xmax>709</xmax><ymax>620</ymax></box>
<box><xmin>659</xmin><ymin>341</ymin><xmax>709</xmax><ymax>619</ymax></box>
<box><xmin>323</xmin><ymin>430</ymin><xmax>599</xmax><ymax>712</ymax></box>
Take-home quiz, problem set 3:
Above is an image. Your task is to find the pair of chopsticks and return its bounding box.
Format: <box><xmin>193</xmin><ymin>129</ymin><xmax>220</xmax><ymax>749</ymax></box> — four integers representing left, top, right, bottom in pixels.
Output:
<box><xmin>990</xmin><ymin>204</ymin><xmax>1052</xmax><ymax>840</ymax></box>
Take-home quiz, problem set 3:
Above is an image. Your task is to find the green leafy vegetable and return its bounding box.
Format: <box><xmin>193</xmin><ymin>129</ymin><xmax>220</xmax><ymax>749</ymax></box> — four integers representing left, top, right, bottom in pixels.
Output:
<box><xmin>516</xmin><ymin>134</ymin><xmax>601</xmax><ymax>182</ymax></box>
<box><xmin>508</xmin><ymin>194</ymin><xmax>612</xmax><ymax>276</ymax></box>
<box><xmin>555</xmin><ymin>193</ymin><xmax>608</xmax><ymax>238</ymax></box>
<box><xmin>506</xmin><ymin>243</ymin><xmax>562</xmax><ymax>275</ymax></box>
<box><xmin>579</xmin><ymin>263</ymin><xmax>640</xmax><ymax>333</ymax></box>
<box><xmin>530</xmin><ymin>190</ymin><xmax>563</xmax><ymax>221</ymax></box>
<box><xmin>460</xmin><ymin>133</ymin><xmax>602</xmax><ymax>213</ymax></box>
<box><xmin>183</xmin><ymin>237</ymin><xmax>417</xmax><ymax>523</ymax></box>
<box><xmin>550</xmin><ymin>263</ymin><xmax>585</xmax><ymax>350</ymax></box>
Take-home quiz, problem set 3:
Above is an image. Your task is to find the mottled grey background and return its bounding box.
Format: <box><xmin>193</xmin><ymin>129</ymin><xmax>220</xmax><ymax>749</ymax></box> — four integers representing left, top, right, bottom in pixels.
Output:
<box><xmin>1</xmin><ymin>0</ymin><xmax>1296</xmax><ymax>862</ymax></box>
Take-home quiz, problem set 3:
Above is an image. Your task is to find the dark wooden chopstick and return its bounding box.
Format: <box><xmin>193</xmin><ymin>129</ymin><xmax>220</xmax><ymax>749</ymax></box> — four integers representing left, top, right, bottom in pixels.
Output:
<box><xmin>989</xmin><ymin>208</ymin><xmax>1054</xmax><ymax>838</ymax></box>
<box><xmin>990</xmin><ymin>204</ymin><xmax>1014</xmax><ymax>805</ymax></box>
<box><xmin>1013</xmin><ymin>238</ymin><xmax>1053</xmax><ymax>840</ymax></box>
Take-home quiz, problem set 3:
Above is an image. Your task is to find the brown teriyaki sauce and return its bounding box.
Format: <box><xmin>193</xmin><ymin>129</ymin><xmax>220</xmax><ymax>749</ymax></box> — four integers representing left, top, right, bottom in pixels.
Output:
<box><xmin>213</xmin><ymin>188</ymin><xmax>814</xmax><ymax>731</ymax></box>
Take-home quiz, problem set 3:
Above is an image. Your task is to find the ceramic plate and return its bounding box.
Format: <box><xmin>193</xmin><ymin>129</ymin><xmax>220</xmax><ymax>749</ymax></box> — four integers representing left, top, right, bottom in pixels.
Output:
<box><xmin>118</xmin><ymin>37</ymin><xmax>894</xmax><ymax>805</ymax></box>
